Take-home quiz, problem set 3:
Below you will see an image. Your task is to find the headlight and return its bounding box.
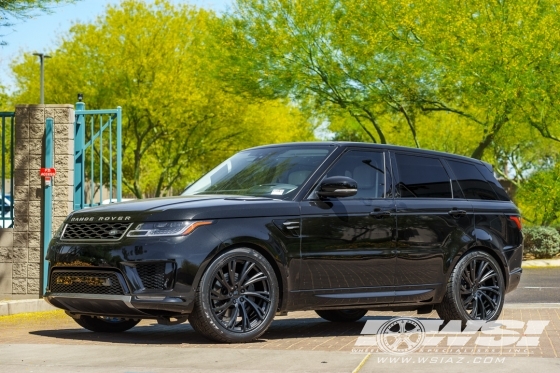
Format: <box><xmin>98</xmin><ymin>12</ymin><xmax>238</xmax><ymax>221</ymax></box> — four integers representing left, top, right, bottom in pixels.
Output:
<box><xmin>53</xmin><ymin>223</ymin><xmax>66</xmax><ymax>238</ymax></box>
<box><xmin>127</xmin><ymin>221</ymin><xmax>212</xmax><ymax>237</ymax></box>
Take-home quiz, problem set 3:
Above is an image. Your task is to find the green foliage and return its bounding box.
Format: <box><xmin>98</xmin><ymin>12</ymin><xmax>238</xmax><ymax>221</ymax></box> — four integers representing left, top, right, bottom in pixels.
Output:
<box><xmin>522</xmin><ymin>226</ymin><xmax>560</xmax><ymax>259</ymax></box>
<box><xmin>9</xmin><ymin>0</ymin><xmax>315</xmax><ymax>198</ymax></box>
<box><xmin>516</xmin><ymin>163</ymin><xmax>560</xmax><ymax>226</ymax></box>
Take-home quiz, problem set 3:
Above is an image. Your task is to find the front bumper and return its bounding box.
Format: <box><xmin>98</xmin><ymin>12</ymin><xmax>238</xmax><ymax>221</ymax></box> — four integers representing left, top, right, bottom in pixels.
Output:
<box><xmin>44</xmin><ymin>292</ymin><xmax>191</xmax><ymax>318</ymax></box>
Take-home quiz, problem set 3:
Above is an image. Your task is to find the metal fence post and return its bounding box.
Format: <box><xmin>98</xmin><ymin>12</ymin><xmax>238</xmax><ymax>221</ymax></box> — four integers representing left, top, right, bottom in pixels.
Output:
<box><xmin>116</xmin><ymin>106</ymin><xmax>122</xmax><ymax>202</ymax></box>
<box><xmin>74</xmin><ymin>102</ymin><xmax>85</xmax><ymax>210</ymax></box>
<box><xmin>42</xmin><ymin>117</ymin><xmax>54</xmax><ymax>296</ymax></box>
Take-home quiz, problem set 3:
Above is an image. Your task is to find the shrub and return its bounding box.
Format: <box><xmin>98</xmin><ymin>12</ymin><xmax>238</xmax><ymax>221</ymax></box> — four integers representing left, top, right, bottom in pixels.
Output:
<box><xmin>523</xmin><ymin>226</ymin><xmax>560</xmax><ymax>259</ymax></box>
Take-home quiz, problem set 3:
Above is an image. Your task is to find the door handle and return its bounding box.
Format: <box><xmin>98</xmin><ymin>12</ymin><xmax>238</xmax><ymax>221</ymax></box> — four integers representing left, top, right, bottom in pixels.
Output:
<box><xmin>370</xmin><ymin>210</ymin><xmax>392</xmax><ymax>218</ymax></box>
<box><xmin>448</xmin><ymin>209</ymin><xmax>467</xmax><ymax>217</ymax></box>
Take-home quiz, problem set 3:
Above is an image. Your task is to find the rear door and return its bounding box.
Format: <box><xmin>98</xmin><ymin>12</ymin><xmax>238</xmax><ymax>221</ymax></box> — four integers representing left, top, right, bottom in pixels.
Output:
<box><xmin>392</xmin><ymin>152</ymin><xmax>474</xmax><ymax>303</ymax></box>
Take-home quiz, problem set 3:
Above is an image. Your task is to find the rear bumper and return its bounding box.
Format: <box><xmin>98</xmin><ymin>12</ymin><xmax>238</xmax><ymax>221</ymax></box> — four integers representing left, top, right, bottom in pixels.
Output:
<box><xmin>44</xmin><ymin>292</ymin><xmax>193</xmax><ymax>318</ymax></box>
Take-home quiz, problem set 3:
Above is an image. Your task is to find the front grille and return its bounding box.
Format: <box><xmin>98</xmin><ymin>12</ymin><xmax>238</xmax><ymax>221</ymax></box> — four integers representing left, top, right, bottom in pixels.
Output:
<box><xmin>62</xmin><ymin>222</ymin><xmax>132</xmax><ymax>240</ymax></box>
<box><xmin>50</xmin><ymin>271</ymin><xmax>125</xmax><ymax>295</ymax></box>
<box><xmin>136</xmin><ymin>262</ymin><xmax>167</xmax><ymax>290</ymax></box>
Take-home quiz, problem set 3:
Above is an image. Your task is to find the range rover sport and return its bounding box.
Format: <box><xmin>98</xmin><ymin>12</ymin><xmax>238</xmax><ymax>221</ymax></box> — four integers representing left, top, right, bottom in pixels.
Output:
<box><xmin>45</xmin><ymin>142</ymin><xmax>523</xmax><ymax>343</ymax></box>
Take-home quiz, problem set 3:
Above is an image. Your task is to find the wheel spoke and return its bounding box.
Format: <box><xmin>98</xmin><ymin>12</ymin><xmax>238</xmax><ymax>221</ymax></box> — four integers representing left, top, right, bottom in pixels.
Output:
<box><xmin>242</xmin><ymin>272</ymin><xmax>268</xmax><ymax>288</ymax></box>
<box><xmin>480</xmin><ymin>291</ymin><xmax>498</xmax><ymax>311</ymax></box>
<box><xmin>239</xmin><ymin>302</ymin><xmax>251</xmax><ymax>332</ymax></box>
<box><xmin>226</xmin><ymin>305</ymin><xmax>239</xmax><ymax>329</ymax></box>
<box><xmin>479</xmin><ymin>270</ymin><xmax>497</xmax><ymax>284</ymax></box>
<box><xmin>238</xmin><ymin>262</ymin><xmax>255</xmax><ymax>285</ymax></box>
<box><xmin>476</xmin><ymin>261</ymin><xmax>489</xmax><ymax>283</ymax></box>
<box><xmin>462</xmin><ymin>294</ymin><xmax>474</xmax><ymax>307</ymax></box>
<box><xmin>245</xmin><ymin>298</ymin><xmax>266</xmax><ymax>320</ymax></box>
<box><xmin>211</xmin><ymin>289</ymin><xmax>229</xmax><ymax>301</ymax></box>
<box><xmin>228</xmin><ymin>260</ymin><xmax>237</xmax><ymax>288</ymax></box>
<box><xmin>213</xmin><ymin>300</ymin><xmax>233</xmax><ymax>312</ymax></box>
<box><xmin>480</xmin><ymin>295</ymin><xmax>487</xmax><ymax>318</ymax></box>
<box><xmin>217</xmin><ymin>270</ymin><xmax>233</xmax><ymax>292</ymax></box>
<box><xmin>470</xmin><ymin>296</ymin><xmax>479</xmax><ymax>318</ymax></box>
<box><xmin>461</xmin><ymin>271</ymin><xmax>474</xmax><ymax>287</ymax></box>
<box><xmin>479</xmin><ymin>286</ymin><xmax>500</xmax><ymax>295</ymax></box>
<box><xmin>243</xmin><ymin>291</ymin><xmax>271</xmax><ymax>303</ymax></box>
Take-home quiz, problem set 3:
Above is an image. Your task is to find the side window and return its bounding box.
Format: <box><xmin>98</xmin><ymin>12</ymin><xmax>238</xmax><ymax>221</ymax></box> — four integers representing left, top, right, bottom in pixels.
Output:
<box><xmin>447</xmin><ymin>160</ymin><xmax>499</xmax><ymax>200</ymax></box>
<box><xmin>476</xmin><ymin>164</ymin><xmax>511</xmax><ymax>201</ymax></box>
<box><xmin>325</xmin><ymin>150</ymin><xmax>388</xmax><ymax>199</ymax></box>
<box><xmin>395</xmin><ymin>153</ymin><xmax>452</xmax><ymax>198</ymax></box>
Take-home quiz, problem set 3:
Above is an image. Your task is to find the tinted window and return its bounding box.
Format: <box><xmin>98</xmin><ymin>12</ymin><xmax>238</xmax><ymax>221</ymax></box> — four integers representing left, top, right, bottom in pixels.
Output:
<box><xmin>325</xmin><ymin>150</ymin><xmax>388</xmax><ymax>198</ymax></box>
<box><xmin>447</xmin><ymin>160</ymin><xmax>498</xmax><ymax>200</ymax></box>
<box><xmin>476</xmin><ymin>164</ymin><xmax>511</xmax><ymax>201</ymax></box>
<box><xmin>395</xmin><ymin>154</ymin><xmax>452</xmax><ymax>198</ymax></box>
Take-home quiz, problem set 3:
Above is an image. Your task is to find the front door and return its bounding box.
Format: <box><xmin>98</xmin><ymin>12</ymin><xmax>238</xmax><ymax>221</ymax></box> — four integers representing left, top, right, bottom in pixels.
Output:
<box><xmin>299</xmin><ymin>149</ymin><xmax>396</xmax><ymax>307</ymax></box>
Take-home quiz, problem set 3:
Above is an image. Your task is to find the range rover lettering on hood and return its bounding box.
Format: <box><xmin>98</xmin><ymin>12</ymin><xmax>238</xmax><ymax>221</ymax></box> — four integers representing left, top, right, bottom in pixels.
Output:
<box><xmin>70</xmin><ymin>216</ymin><xmax>132</xmax><ymax>222</ymax></box>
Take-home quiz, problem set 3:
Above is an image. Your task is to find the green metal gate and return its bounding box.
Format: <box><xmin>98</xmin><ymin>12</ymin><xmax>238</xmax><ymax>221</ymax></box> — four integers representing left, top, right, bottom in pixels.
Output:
<box><xmin>74</xmin><ymin>102</ymin><xmax>123</xmax><ymax>209</ymax></box>
<box><xmin>0</xmin><ymin>112</ymin><xmax>14</xmax><ymax>228</ymax></box>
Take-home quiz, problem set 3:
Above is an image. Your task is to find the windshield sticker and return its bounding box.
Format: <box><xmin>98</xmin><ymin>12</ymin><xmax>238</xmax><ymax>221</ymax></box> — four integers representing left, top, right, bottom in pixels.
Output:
<box><xmin>271</xmin><ymin>189</ymin><xmax>285</xmax><ymax>195</ymax></box>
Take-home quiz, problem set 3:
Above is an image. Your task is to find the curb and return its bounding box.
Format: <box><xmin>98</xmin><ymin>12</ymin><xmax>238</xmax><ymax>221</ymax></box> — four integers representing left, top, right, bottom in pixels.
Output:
<box><xmin>0</xmin><ymin>299</ymin><xmax>57</xmax><ymax>316</ymax></box>
<box><xmin>522</xmin><ymin>258</ymin><xmax>560</xmax><ymax>268</ymax></box>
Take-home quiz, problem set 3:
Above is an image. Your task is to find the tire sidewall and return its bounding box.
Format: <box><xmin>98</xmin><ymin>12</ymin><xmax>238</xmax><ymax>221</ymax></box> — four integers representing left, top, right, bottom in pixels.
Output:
<box><xmin>197</xmin><ymin>247</ymin><xmax>279</xmax><ymax>342</ymax></box>
<box><xmin>451</xmin><ymin>251</ymin><xmax>505</xmax><ymax>322</ymax></box>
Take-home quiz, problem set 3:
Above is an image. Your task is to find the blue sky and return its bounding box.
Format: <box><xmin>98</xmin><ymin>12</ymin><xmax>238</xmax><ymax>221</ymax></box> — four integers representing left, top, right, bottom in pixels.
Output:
<box><xmin>0</xmin><ymin>0</ymin><xmax>232</xmax><ymax>93</ymax></box>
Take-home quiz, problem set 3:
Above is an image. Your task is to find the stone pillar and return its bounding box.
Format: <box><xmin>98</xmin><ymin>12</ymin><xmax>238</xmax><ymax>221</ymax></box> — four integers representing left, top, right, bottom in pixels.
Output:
<box><xmin>10</xmin><ymin>104</ymin><xmax>74</xmax><ymax>297</ymax></box>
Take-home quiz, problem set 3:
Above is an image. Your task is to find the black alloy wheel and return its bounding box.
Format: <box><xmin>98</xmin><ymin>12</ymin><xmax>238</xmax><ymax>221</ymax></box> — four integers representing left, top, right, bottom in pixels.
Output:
<box><xmin>436</xmin><ymin>250</ymin><xmax>505</xmax><ymax>325</ymax></box>
<box><xmin>73</xmin><ymin>315</ymin><xmax>140</xmax><ymax>333</ymax></box>
<box><xmin>188</xmin><ymin>247</ymin><xmax>279</xmax><ymax>343</ymax></box>
<box><xmin>315</xmin><ymin>309</ymin><xmax>368</xmax><ymax>322</ymax></box>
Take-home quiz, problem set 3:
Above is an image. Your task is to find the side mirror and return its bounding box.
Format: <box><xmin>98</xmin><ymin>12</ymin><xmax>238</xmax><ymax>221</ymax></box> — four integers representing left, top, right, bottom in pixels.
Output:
<box><xmin>317</xmin><ymin>176</ymin><xmax>358</xmax><ymax>198</ymax></box>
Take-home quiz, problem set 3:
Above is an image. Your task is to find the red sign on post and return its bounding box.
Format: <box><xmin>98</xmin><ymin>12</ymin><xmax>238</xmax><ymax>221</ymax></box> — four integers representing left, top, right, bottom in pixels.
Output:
<box><xmin>40</xmin><ymin>168</ymin><xmax>56</xmax><ymax>177</ymax></box>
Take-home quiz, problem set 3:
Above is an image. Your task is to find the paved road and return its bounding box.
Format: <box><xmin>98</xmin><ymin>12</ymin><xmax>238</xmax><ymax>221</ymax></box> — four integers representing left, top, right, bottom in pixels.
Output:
<box><xmin>505</xmin><ymin>267</ymin><xmax>560</xmax><ymax>303</ymax></box>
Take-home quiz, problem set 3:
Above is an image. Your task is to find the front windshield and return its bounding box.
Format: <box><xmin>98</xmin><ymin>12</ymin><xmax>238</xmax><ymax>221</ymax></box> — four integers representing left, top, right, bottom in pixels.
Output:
<box><xmin>182</xmin><ymin>146</ymin><xmax>333</xmax><ymax>199</ymax></box>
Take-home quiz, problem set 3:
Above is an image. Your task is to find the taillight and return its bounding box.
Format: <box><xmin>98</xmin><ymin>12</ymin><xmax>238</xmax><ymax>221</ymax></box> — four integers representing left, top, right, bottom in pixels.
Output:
<box><xmin>508</xmin><ymin>216</ymin><xmax>522</xmax><ymax>230</ymax></box>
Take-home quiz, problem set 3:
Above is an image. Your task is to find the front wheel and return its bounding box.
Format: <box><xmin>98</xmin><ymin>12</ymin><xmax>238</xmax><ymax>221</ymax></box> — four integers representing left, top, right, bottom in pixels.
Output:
<box><xmin>188</xmin><ymin>247</ymin><xmax>279</xmax><ymax>343</ymax></box>
<box><xmin>436</xmin><ymin>250</ymin><xmax>505</xmax><ymax>325</ymax></box>
<box><xmin>315</xmin><ymin>309</ymin><xmax>368</xmax><ymax>322</ymax></box>
<box><xmin>73</xmin><ymin>315</ymin><xmax>140</xmax><ymax>333</ymax></box>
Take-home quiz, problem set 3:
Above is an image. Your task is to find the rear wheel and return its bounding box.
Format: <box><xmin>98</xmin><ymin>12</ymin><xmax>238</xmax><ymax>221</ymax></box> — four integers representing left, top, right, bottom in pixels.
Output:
<box><xmin>188</xmin><ymin>247</ymin><xmax>279</xmax><ymax>343</ymax></box>
<box><xmin>315</xmin><ymin>309</ymin><xmax>368</xmax><ymax>322</ymax></box>
<box><xmin>73</xmin><ymin>315</ymin><xmax>140</xmax><ymax>333</ymax></box>
<box><xmin>436</xmin><ymin>250</ymin><xmax>505</xmax><ymax>325</ymax></box>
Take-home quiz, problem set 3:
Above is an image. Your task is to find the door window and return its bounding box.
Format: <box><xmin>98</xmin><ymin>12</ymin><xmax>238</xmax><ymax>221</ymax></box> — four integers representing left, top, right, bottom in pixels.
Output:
<box><xmin>323</xmin><ymin>150</ymin><xmax>388</xmax><ymax>199</ymax></box>
<box><xmin>394</xmin><ymin>153</ymin><xmax>452</xmax><ymax>198</ymax></box>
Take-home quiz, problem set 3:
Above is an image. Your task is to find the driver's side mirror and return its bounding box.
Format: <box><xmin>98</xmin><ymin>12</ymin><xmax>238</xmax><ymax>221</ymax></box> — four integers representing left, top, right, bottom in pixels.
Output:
<box><xmin>316</xmin><ymin>176</ymin><xmax>358</xmax><ymax>198</ymax></box>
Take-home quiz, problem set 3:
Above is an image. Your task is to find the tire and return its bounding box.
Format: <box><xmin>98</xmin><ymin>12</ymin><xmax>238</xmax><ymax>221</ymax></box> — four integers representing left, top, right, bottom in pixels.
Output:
<box><xmin>188</xmin><ymin>247</ymin><xmax>279</xmax><ymax>343</ymax></box>
<box><xmin>73</xmin><ymin>315</ymin><xmax>140</xmax><ymax>333</ymax></box>
<box><xmin>315</xmin><ymin>309</ymin><xmax>368</xmax><ymax>322</ymax></box>
<box><xmin>436</xmin><ymin>250</ymin><xmax>505</xmax><ymax>325</ymax></box>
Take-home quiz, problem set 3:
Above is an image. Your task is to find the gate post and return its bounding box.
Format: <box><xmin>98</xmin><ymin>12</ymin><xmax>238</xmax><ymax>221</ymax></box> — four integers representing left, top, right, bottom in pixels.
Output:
<box><xmin>73</xmin><ymin>102</ymin><xmax>85</xmax><ymax>210</ymax></box>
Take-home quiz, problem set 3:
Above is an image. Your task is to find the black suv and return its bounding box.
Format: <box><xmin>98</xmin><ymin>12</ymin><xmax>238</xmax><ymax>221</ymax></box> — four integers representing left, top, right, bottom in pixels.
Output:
<box><xmin>45</xmin><ymin>142</ymin><xmax>523</xmax><ymax>342</ymax></box>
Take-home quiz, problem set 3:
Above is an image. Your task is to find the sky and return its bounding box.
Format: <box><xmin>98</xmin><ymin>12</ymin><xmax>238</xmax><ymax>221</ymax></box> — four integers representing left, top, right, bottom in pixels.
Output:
<box><xmin>0</xmin><ymin>0</ymin><xmax>232</xmax><ymax>93</ymax></box>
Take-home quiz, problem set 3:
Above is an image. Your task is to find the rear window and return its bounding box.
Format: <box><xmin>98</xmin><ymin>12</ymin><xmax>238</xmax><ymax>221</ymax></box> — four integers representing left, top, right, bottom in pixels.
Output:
<box><xmin>395</xmin><ymin>153</ymin><xmax>452</xmax><ymax>198</ymax></box>
<box><xmin>447</xmin><ymin>160</ymin><xmax>499</xmax><ymax>200</ymax></box>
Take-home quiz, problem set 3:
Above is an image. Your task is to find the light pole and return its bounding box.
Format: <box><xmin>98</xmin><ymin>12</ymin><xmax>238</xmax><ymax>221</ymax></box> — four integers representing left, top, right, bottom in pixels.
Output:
<box><xmin>32</xmin><ymin>53</ymin><xmax>51</xmax><ymax>104</ymax></box>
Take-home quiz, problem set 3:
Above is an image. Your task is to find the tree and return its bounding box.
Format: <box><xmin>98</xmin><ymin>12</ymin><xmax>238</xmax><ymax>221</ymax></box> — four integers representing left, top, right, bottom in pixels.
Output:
<box><xmin>1</xmin><ymin>0</ymin><xmax>81</xmax><ymax>44</ymax></box>
<box><xmin>224</xmin><ymin>0</ymin><xmax>560</xmax><ymax>164</ymax></box>
<box><xmin>516</xmin><ymin>163</ymin><xmax>560</xmax><ymax>226</ymax></box>
<box><xmin>10</xmin><ymin>0</ymin><xmax>315</xmax><ymax>198</ymax></box>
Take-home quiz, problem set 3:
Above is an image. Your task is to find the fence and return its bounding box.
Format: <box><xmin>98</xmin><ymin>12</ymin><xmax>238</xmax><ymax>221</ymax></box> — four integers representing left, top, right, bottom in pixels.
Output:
<box><xmin>0</xmin><ymin>112</ymin><xmax>14</xmax><ymax>228</ymax></box>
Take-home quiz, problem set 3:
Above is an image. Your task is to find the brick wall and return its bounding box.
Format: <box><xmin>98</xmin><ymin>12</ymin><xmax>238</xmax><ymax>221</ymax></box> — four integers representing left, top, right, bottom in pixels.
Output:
<box><xmin>0</xmin><ymin>104</ymin><xmax>74</xmax><ymax>299</ymax></box>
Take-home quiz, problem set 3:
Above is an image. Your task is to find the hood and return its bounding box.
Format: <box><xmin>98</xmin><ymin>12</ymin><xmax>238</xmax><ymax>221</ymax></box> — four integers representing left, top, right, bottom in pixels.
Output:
<box><xmin>67</xmin><ymin>195</ymin><xmax>300</xmax><ymax>222</ymax></box>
